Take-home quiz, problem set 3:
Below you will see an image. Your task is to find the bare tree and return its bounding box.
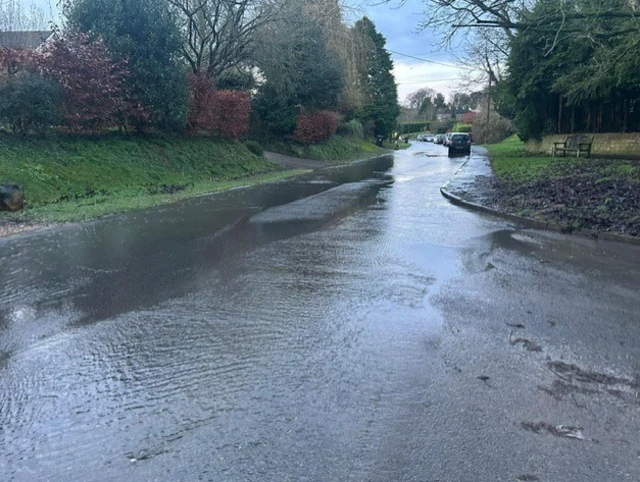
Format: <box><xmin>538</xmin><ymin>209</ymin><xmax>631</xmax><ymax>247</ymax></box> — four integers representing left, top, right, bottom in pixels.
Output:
<box><xmin>0</xmin><ymin>0</ymin><xmax>49</xmax><ymax>32</ymax></box>
<box><xmin>27</xmin><ymin>3</ymin><xmax>48</xmax><ymax>30</ymax></box>
<box><xmin>0</xmin><ymin>0</ymin><xmax>26</xmax><ymax>31</ymax></box>
<box><xmin>457</xmin><ymin>28</ymin><xmax>506</xmax><ymax>85</ymax></box>
<box><xmin>405</xmin><ymin>87</ymin><xmax>434</xmax><ymax>109</ymax></box>
<box><xmin>411</xmin><ymin>0</ymin><xmax>640</xmax><ymax>44</ymax></box>
<box><xmin>253</xmin><ymin>0</ymin><xmax>371</xmax><ymax>115</ymax></box>
<box><xmin>303</xmin><ymin>0</ymin><xmax>371</xmax><ymax>114</ymax></box>
<box><xmin>165</xmin><ymin>0</ymin><xmax>285</xmax><ymax>77</ymax></box>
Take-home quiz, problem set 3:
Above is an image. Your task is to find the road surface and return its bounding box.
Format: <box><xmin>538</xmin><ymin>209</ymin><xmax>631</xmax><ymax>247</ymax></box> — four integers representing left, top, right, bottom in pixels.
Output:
<box><xmin>1</xmin><ymin>142</ymin><xmax>640</xmax><ymax>481</ymax></box>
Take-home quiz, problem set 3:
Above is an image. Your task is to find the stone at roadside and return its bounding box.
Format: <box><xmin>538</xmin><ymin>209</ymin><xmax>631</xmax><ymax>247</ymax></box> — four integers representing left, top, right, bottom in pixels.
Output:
<box><xmin>0</xmin><ymin>184</ymin><xmax>24</xmax><ymax>211</ymax></box>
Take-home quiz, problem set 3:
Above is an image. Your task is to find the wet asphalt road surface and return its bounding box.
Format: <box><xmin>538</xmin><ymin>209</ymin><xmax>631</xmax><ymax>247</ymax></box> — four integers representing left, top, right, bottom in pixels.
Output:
<box><xmin>1</xmin><ymin>142</ymin><xmax>640</xmax><ymax>482</ymax></box>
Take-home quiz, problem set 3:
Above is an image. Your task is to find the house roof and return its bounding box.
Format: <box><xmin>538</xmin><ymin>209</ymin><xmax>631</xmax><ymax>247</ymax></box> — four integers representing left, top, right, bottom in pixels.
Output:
<box><xmin>0</xmin><ymin>31</ymin><xmax>53</xmax><ymax>50</ymax></box>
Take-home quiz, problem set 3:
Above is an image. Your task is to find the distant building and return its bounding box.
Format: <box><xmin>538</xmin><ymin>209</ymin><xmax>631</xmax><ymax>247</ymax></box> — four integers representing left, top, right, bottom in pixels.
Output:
<box><xmin>461</xmin><ymin>111</ymin><xmax>477</xmax><ymax>124</ymax></box>
<box><xmin>0</xmin><ymin>31</ymin><xmax>53</xmax><ymax>51</ymax></box>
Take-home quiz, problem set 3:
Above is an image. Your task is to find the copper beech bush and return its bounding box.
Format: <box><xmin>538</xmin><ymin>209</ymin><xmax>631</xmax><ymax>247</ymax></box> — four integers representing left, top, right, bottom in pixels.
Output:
<box><xmin>293</xmin><ymin>110</ymin><xmax>339</xmax><ymax>144</ymax></box>
<box><xmin>39</xmin><ymin>33</ymin><xmax>148</xmax><ymax>132</ymax></box>
<box><xmin>188</xmin><ymin>73</ymin><xmax>250</xmax><ymax>139</ymax></box>
<box><xmin>0</xmin><ymin>33</ymin><xmax>148</xmax><ymax>132</ymax></box>
<box><xmin>0</xmin><ymin>49</ymin><xmax>38</xmax><ymax>76</ymax></box>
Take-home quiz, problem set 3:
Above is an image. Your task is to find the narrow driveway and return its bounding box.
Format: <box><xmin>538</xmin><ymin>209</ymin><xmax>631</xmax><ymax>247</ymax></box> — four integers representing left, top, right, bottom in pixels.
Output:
<box><xmin>1</xmin><ymin>142</ymin><xmax>639</xmax><ymax>482</ymax></box>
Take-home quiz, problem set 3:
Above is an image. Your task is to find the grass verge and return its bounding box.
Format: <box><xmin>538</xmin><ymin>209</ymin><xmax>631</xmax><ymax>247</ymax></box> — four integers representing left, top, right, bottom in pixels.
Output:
<box><xmin>486</xmin><ymin>134</ymin><xmax>640</xmax><ymax>182</ymax></box>
<box><xmin>486</xmin><ymin>134</ymin><xmax>568</xmax><ymax>181</ymax></box>
<box><xmin>483</xmin><ymin>135</ymin><xmax>640</xmax><ymax>235</ymax></box>
<box><xmin>16</xmin><ymin>169</ymin><xmax>309</xmax><ymax>223</ymax></box>
<box><xmin>259</xmin><ymin>134</ymin><xmax>400</xmax><ymax>162</ymax></box>
<box><xmin>0</xmin><ymin>132</ymin><xmax>310</xmax><ymax>224</ymax></box>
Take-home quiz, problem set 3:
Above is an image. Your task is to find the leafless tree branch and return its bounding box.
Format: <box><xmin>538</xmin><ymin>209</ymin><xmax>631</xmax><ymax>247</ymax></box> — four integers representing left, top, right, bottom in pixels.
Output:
<box><xmin>166</xmin><ymin>0</ymin><xmax>286</xmax><ymax>77</ymax></box>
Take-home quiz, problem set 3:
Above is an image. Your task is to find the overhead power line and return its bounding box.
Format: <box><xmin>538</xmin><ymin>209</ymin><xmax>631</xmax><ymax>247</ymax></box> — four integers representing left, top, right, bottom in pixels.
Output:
<box><xmin>388</xmin><ymin>49</ymin><xmax>474</xmax><ymax>71</ymax></box>
<box><xmin>397</xmin><ymin>77</ymin><xmax>461</xmax><ymax>84</ymax></box>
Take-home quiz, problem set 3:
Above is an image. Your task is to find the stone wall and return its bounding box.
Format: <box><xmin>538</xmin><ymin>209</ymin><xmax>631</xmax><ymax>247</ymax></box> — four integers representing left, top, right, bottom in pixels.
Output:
<box><xmin>526</xmin><ymin>133</ymin><xmax>640</xmax><ymax>159</ymax></box>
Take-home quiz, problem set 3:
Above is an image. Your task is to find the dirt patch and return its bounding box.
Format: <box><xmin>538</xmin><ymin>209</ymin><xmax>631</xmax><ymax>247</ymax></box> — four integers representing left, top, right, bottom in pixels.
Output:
<box><xmin>521</xmin><ymin>421</ymin><xmax>586</xmax><ymax>440</ymax></box>
<box><xmin>481</xmin><ymin>159</ymin><xmax>640</xmax><ymax>236</ymax></box>
<box><xmin>509</xmin><ymin>331</ymin><xmax>542</xmax><ymax>352</ymax></box>
<box><xmin>147</xmin><ymin>184</ymin><xmax>191</xmax><ymax>195</ymax></box>
<box><xmin>516</xmin><ymin>475</ymin><xmax>540</xmax><ymax>482</ymax></box>
<box><xmin>58</xmin><ymin>188</ymin><xmax>111</xmax><ymax>202</ymax></box>
<box><xmin>538</xmin><ymin>380</ymin><xmax>599</xmax><ymax>401</ymax></box>
<box><xmin>506</xmin><ymin>323</ymin><xmax>525</xmax><ymax>329</ymax></box>
<box><xmin>547</xmin><ymin>361</ymin><xmax>639</xmax><ymax>388</ymax></box>
<box><xmin>0</xmin><ymin>219</ymin><xmax>39</xmax><ymax>237</ymax></box>
<box><xmin>539</xmin><ymin>360</ymin><xmax>640</xmax><ymax>406</ymax></box>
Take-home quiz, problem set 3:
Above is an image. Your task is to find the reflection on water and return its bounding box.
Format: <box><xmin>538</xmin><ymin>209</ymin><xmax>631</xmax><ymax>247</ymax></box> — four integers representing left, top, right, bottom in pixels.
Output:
<box><xmin>0</xmin><ymin>146</ymin><xmax>501</xmax><ymax>482</ymax></box>
<box><xmin>0</xmin><ymin>155</ymin><xmax>393</xmax><ymax>330</ymax></box>
<box><xmin>1</xmin><ymin>154</ymin><xmax>426</xmax><ymax>481</ymax></box>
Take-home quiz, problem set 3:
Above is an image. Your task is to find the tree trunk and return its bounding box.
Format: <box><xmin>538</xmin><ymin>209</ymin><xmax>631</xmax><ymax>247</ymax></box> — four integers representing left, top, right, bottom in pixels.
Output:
<box><xmin>558</xmin><ymin>94</ymin><xmax>563</xmax><ymax>134</ymax></box>
<box><xmin>486</xmin><ymin>77</ymin><xmax>491</xmax><ymax>125</ymax></box>
<box><xmin>571</xmin><ymin>108</ymin><xmax>576</xmax><ymax>133</ymax></box>
<box><xmin>598</xmin><ymin>103</ymin><xmax>603</xmax><ymax>132</ymax></box>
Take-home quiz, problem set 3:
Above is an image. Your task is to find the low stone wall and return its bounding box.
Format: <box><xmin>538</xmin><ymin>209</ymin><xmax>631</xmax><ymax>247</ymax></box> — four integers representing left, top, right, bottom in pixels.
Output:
<box><xmin>527</xmin><ymin>133</ymin><xmax>640</xmax><ymax>159</ymax></box>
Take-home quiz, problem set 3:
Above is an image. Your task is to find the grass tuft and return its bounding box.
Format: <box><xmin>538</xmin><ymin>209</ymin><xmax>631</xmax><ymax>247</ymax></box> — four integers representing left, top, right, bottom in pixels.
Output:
<box><xmin>0</xmin><ymin>132</ymin><xmax>307</xmax><ymax>223</ymax></box>
<box><xmin>259</xmin><ymin>135</ymin><xmax>392</xmax><ymax>163</ymax></box>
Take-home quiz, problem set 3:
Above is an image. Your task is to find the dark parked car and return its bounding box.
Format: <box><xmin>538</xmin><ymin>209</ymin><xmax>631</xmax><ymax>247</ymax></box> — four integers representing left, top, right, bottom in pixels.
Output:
<box><xmin>447</xmin><ymin>133</ymin><xmax>472</xmax><ymax>156</ymax></box>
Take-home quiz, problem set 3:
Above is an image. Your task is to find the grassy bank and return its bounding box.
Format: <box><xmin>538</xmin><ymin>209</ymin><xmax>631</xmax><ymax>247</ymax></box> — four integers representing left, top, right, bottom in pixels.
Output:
<box><xmin>487</xmin><ymin>134</ymin><xmax>640</xmax><ymax>183</ymax></box>
<box><xmin>487</xmin><ymin>134</ymin><xmax>569</xmax><ymax>181</ymax></box>
<box><xmin>0</xmin><ymin>133</ymin><xmax>308</xmax><ymax>223</ymax></box>
<box><xmin>260</xmin><ymin>134</ymin><xmax>400</xmax><ymax>162</ymax></box>
<box><xmin>484</xmin><ymin>135</ymin><xmax>640</xmax><ymax>235</ymax></box>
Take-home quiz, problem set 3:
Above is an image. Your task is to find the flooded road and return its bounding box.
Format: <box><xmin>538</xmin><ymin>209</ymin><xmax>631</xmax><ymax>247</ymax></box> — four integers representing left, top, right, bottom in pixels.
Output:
<box><xmin>2</xmin><ymin>143</ymin><xmax>640</xmax><ymax>481</ymax></box>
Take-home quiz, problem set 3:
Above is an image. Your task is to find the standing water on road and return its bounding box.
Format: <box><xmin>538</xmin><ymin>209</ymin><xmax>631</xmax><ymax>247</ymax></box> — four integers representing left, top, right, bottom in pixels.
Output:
<box><xmin>2</xmin><ymin>143</ymin><xmax>640</xmax><ymax>482</ymax></box>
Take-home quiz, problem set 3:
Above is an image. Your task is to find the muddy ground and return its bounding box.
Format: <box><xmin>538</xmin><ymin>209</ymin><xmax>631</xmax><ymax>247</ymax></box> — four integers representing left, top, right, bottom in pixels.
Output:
<box><xmin>0</xmin><ymin>219</ymin><xmax>38</xmax><ymax>237</ymax></box>
<box><xmin>482</xmin><ymin>159</ymin><xmax>640</xmax><ymax>236</ymax></box>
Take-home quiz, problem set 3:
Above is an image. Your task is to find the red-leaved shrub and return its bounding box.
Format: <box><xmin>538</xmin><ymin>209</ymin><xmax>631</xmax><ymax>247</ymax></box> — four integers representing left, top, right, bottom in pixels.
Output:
<box><xmin>0</xmin><ymin>48</ymin><xmax>38</xmax><ymax>76</ymax></box>
<box><xmin>211</xmin><ymin>90</ymin><xmax>250</xmax><ymax>138</ymax></box>
<box><xmin>188</xmin><ymin>73</ymin><xmax>250</xmax><ymax>139</ymax></box>
<box><xmin>293</xmin><ymin>110</ymin><xmax>339</xmax><ymax>144</ymax></box>
<box><xmin>39</xmin><ymin>33</ymin><xmax>147</xmax><ymax>132</ymax></box>
<box><xmin>188</xmin><ymin>73</ymin><xmax>216</xmax><ymax>130</ymax></box>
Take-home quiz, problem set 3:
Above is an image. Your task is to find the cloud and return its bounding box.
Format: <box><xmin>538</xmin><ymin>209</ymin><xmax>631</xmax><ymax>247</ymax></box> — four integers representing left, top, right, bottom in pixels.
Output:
<box><xmin>350</xmin><ymin>1</ymin><xmax>470</xmax><ymax>101</ymax></box>
<box><xmin>393</xmin><ymin>61</ymin><xmax>467</xmax><ymax>103</ymax></box>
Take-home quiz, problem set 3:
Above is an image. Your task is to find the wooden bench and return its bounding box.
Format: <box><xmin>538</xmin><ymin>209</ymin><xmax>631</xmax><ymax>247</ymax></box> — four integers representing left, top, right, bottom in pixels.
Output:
<box><xmin>552</xmin><ymin>134</ymin><xmax>594</xmax><ymax>158</ymax></box>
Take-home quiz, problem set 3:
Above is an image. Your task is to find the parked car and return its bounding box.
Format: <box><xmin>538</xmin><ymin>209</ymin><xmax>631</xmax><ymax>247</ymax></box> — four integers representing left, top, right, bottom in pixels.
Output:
<box><xmin>447</xmin><ymin>133</ymin><xmax>472</xmax><ymax>156</ymax></box>
<box><xmin>425</xmin><ymin>134</ymin><xmax>435</xmax><ymax>142</ymax></box>
<box><xmin>443</xmin><ymin>132</ymin><xmax>453</xmax><ymax>147</ymax></box>
<box><xmin>435</xmin><ymin>134</ymin><xmax>444</xmax><ymax>145</ymax></box>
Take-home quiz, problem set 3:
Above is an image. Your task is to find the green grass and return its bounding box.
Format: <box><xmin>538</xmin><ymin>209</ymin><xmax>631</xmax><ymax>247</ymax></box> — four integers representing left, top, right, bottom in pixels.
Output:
<box><xmin>485</xmin><ymin>134</ymin><xmax>640</xmax><ymax>183</ymax></box>
<box><xmin>486</xmin><ymin>134</ymin><xmax>571</xmax><ymax>181</ymax></box>
<box><xmin>484</xmin><ymin>134</ymin><xmax>529</xmax><ymax>156</ymax></box>
<box><xmin>18</xmin><ymin>169</ymin><xmax>309</xmax><ymax>223</ymax></box>
<box><xmin>260</xmin><ymin>134</ymin><xmax>393</xmax><ymax>163</ymax></box>
<box><xmin>0</xmin><ymin>132</ymin><xmax>310</xmax><ymax>223</ymax></box>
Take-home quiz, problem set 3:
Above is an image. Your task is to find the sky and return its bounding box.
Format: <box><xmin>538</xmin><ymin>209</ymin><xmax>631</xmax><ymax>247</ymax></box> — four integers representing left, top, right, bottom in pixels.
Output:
<box><xmin>22</xmin><ymin>0</ymin><xmax>469</xmax><ymax>104</ymax></box>
<box><xmin>353</xmin><ymin>0</ymin><xmax>469</xmax><ymax>103</ymax></box>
